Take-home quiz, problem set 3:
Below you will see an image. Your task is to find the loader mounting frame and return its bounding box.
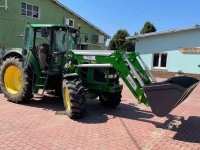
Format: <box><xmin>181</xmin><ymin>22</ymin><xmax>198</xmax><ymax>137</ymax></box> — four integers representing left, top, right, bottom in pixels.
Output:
<box><xmin>67</xmin><ymin>49</ymin><xmax>199</xmax><ymax>117</ymax></box>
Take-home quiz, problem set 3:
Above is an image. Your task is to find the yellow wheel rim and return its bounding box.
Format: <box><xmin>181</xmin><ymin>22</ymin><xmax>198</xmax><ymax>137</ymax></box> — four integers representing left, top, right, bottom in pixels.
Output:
<box><xmin>65</xmin><ymin>89</ymin><xmax>71</xmax><ymax>110</ymax></box>
<box><xmin>4</xmin><ymin>66</ymin><xmax>22</xmax><ymax>94</ymax></box>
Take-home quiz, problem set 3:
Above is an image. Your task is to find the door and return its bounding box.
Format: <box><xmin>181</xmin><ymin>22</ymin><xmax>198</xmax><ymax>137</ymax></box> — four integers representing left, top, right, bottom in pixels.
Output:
<box><xmin>22</xmin><ymin>27</ymin><xmax>34</xmax><ymax>69</ymax></box>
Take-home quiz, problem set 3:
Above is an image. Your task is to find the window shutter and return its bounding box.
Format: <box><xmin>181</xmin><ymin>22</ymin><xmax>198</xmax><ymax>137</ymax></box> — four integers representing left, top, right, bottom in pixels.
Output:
<box><xmin>64</xmin><ymin>17</ymin><xmax>69</xmax><ymax>25</ymax></box>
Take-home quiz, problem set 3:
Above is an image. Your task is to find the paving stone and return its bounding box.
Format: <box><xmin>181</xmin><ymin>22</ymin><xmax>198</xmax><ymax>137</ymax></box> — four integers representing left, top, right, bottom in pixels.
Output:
<box><xmin>0</xmin><ymin>78</ymin><xmax>199</xmax><ymax>150</ymax></box>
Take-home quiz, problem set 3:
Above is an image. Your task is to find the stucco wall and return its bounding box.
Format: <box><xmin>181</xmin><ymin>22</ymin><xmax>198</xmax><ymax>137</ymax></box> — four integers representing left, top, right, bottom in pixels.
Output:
<box><xmin>135</xmin><ymin>29</ymin><xmax>200</xmax><ymax>74</ymax></box>
<box><xmin>0</xmin><ymin>0</ymin><xmax>107</xmax><ymax>50</ymax></box>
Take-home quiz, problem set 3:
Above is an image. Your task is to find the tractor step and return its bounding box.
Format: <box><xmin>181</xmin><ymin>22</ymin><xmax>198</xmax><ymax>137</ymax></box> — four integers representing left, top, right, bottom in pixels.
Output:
<box><xmin>144</xmin><ymin>76</ymin><xmax>199</xmax><ymax>117</ymax></box>
<box><xmin>39</xmin><ymin>76</ymin><xmax>47</xmax><ymax>79</ymax></box>
<box><xmin>33</xmin><ymin>74</ymin><xmax>49</xmax><ymax>95</ymax></box>
<box><xmin>33</xmin><ymin>93</ymin><xmax>43</xmax><ymax>98</ymax></box>
<box><xmin>35</xmin><ymin>84</ymin><xmax>44</xmax><ymax>87</ymax></box>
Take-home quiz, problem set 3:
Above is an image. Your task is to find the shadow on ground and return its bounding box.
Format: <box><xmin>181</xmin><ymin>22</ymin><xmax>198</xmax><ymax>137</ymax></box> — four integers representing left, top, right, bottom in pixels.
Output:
<box><xmin>22</xmin><ymin>95</ymin><xmax>200</xmax><ymax>143</ymax></box>
<box><xmin>172</xmin><ymin>116</ymin><xmax>200</xmax><ymax>143</ymax></box>
<box><xmin>22</xmin><ymin>94</ymin><xmax>65</xmax><ymax>112</ymax></box>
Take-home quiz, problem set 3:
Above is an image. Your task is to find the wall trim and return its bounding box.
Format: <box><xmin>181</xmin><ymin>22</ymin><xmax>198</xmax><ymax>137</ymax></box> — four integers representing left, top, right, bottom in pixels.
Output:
<box><xmin>179</xmin><ymin>47</ymin><xmax>200</xmax><ymax>53</ymax></box>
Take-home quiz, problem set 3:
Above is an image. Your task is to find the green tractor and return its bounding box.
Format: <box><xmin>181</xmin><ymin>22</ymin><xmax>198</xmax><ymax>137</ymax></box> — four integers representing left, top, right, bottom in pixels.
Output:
<box><xmin>0</xmin><ymin>23</ymin><xmax>199</xmax><ymax>119</ymax></box>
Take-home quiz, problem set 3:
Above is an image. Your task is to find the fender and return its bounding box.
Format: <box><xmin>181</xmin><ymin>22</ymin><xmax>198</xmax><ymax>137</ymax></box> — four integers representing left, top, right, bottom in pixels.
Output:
<box><xmin>63</xmin><ymin>73</ymin><xmax>78</xmax><ymax>79</ymax></box>
<box><xmin>3</xmin><ymin>49</ymin><xmax>22</xmax><ymax>60</ymax></box>
<box><xmin>3</xmin><ymin>49</ymin><xmax>40</xmax><ymax>74</ymax></box>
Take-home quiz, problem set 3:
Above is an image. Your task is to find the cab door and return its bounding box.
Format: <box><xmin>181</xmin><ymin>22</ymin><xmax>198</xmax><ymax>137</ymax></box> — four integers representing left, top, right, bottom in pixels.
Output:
<box><xmin>22</xmin><ymin>27</ymin><xmax>34</xmax><ymax>69</ymax></box>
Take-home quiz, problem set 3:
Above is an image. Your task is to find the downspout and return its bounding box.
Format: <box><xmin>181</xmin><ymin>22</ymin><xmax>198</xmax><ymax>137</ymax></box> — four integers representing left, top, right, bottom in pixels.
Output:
<box><xmin>0</xmin><ymin>0</ymin><xmax>8</xmax><ymax>11</ymax></box>
<box><xmin>5</xmin><ymin>0</ymin><xmax>7</xmax><ymax>10</ymax></box>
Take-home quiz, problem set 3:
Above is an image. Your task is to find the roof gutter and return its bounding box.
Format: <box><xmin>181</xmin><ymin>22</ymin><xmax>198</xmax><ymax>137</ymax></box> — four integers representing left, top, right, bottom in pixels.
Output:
<box><xmin>52</xmin><ymin>0</ymin><xmax>111</xmax><ymax>39</ymax></box>
<box><xmin>126</xmin><ymin>25</ymin><xmax>200</xmax><ymax>40</ymax></box>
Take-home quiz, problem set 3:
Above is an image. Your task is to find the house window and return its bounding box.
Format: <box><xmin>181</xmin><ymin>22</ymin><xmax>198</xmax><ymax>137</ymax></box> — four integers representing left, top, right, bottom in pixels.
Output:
<box><xmin>152</xmin><ymin>53</ymin><xmax>167</xmax><ymax>69</ymax></box>
<box><xmin>21</xmin><ymin>2</ymin><xmax>40</xmax><ymax>19</ymax></box>
<box><xmin>69</xmin><ymin>19</ymin><xmax>74</xmax><ymax>27</ymax></box>
<box><xmin>64</xmin><ymin>18</ymin><xmax>74</xmax><ymax>27</ymax></box>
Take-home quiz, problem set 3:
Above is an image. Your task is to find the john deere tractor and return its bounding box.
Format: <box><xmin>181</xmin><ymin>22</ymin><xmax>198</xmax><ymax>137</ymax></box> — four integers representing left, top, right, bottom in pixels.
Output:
<box><xmin>0</xmin><ymin>23</ymin><xmax>199</xmax><ymax>119</ymax></box>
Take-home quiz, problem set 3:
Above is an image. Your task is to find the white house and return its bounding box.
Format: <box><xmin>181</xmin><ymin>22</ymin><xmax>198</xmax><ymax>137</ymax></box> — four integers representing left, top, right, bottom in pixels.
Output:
<box><xmin>126</xmin><ymin>25</ymin><xmax>200</xmax><ymax>79</ymax></box>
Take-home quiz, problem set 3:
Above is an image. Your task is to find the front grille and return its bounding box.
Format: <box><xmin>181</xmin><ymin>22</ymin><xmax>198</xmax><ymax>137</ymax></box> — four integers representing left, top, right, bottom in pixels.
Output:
<box><xmin>80</xmin><ymin>67</ymin><xmax>88</xmax><ymax>79</ymax></box>
<box><xmin>93</xmin><ymin>67</ymin><xmax>117</xmax><ymax>84</ymax></box>
<box><xmin>80</xmin><ymin>62</ymin><xmax>89</xmax><ymax>79</ymax></box>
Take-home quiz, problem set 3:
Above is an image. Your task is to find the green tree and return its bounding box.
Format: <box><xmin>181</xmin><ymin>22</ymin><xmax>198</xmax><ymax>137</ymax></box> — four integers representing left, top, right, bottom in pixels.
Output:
<box><xmin>108</xmin><ymin>29</ymin><xmax>134</xmax><ymax>51</ymax></box>
<box><xmin>119</xmin><ymin>41</ymin><xmax>135</xmax><ymax>52</ymax></box>
<box><xmin>134</xmin><ymin>32</ymin><xmax>139</xmax><ymax>35</ymax></box>
<box><xmin>140</xmin><ymin>21</ymin><xmax>157</xmax><ymax>34</ymax></box>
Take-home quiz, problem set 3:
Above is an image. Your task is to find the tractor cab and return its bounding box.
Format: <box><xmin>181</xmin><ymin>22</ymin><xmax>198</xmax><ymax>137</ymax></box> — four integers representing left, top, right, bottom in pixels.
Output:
<box><xmin>22</xmin><ymin>24</ymin><xmax>81</xmax><ymax>74</ymax></box>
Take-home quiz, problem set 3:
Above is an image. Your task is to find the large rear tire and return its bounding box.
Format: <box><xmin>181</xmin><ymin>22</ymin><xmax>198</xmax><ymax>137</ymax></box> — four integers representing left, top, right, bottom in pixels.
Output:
<box><xmin>0</xmin><ymin>57</ymin><xmax>33</xmax><ymax>103</ymax></box>
<box><xmin>99</xmin><ymin>91</ymin><xmax>122</xmax><ymax>107</ymax></box>
<box><xmin>62</xmin><ymin>79</ymin><xmax>86</xmax><ymax>119</ymax></box>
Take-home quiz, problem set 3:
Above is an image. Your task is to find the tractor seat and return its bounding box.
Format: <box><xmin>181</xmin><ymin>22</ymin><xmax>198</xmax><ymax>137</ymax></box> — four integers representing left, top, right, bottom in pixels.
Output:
<box><xmin>37</xmin><ymin>43</ymin><xmax>49</xmax><ymax>71</ymax></box>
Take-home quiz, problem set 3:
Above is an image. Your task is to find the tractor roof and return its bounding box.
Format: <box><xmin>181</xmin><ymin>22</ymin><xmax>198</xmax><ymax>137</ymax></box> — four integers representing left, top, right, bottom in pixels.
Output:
<box><xmin>27</xmin><ymin>24</ymin><xmax>78</xmax><ymax>30</ymax></box>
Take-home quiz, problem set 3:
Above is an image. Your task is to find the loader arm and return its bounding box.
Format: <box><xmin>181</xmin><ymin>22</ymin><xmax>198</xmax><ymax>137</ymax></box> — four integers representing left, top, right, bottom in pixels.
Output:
<box><xmin>69</xmin><ymin>50</ymin><xmax>152</xmax><ymax>106</ymax></box>
<box><xmin>69</xmin><ymin>50</ymin><xmax>199</xmax><ymax>117</ymax></box>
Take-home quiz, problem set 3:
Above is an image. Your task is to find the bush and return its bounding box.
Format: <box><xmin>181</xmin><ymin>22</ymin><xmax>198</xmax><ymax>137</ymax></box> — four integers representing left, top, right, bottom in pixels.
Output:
<box><xmin>177</xmin><ymin>70</ymin><xmax>184</xmax><ymax>75</ymax></box>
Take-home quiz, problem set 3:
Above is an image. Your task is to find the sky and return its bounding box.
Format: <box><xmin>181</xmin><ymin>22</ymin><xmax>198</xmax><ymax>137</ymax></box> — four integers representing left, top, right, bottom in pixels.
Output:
<box><xmin>58</xmin><ymin>0</ymin><xmax>200</xmax><ymax>46</ymax></box>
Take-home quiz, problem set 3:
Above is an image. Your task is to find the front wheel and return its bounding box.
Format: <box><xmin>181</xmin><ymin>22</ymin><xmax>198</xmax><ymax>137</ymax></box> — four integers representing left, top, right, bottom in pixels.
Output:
<box><xmin>99</xmin><ymin>91</ymin><xmax>122</xmax><ymax>107</ymax></box>
<box><xmin>62</xmin><ymin>79</ymin><xmax>86</xmax><ymax>119</ymax></box>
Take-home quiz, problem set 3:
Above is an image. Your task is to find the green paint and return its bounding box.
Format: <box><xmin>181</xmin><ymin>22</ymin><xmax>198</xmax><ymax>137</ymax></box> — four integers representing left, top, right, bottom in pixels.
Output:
<box><xmin>69</xmin><ymin>50</ymin><xmax>152</xmax><ymax>106</ymax></box>
<box><xmin>29</xmin><ymin>53</ymin><xmax>41</xmax><ymax>74</ymax></box>
<box><xmin>0</xmin><ymin>0</ymin><xmax>108</xmax><ymax>50</ymax></box>
<box><xmin>27</xmin><ymin>24</ymin><xmax>78</xmax><ymax>32</ymax></box>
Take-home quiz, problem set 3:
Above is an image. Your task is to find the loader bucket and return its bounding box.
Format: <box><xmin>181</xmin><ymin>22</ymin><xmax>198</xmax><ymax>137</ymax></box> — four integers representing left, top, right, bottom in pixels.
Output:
<box><xmin>144</xmin><ymin>76</ymin><xmax>199</xmax><ymax>117</ymax></box>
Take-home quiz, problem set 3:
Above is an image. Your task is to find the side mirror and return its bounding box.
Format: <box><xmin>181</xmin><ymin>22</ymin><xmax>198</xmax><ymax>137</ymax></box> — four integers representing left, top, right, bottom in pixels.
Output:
<box><xmin>41</xmin><ymin>27</ymin><xmax>48</xmax><ymax>37</ymax></box>
<box><xmin>22</xmin><ymin>49</ymin><xmax>27</xmax><ymax>55</ymax></box>
<box><xmin>75</xmin><ymin>31</ymin><xmax>80</xmax><ymax>38</ymax></box>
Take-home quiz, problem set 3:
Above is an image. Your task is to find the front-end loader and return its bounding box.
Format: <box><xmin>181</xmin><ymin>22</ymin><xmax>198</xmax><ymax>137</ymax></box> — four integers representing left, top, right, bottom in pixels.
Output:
<box><xmin>0</xmin><ymin>23</ymin><xmax>199</xmax><ymax>119</ymax></box>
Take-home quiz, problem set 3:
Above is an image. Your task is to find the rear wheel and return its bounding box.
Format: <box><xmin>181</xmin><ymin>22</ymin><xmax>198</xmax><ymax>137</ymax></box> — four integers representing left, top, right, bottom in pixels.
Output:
<box><xmin>62</xmin><ymin>79</ymin><xmax>86</xmax><ymax>119</ymax></box>
<box><xmin>0</xmin><ymin>57</ymin><xmax>33</xmax><ymax>103</ymax></box>
<box><xmin>99</xmin><ymin>91</ymin><xmax>122</xmax><ymax>107</ymax></box>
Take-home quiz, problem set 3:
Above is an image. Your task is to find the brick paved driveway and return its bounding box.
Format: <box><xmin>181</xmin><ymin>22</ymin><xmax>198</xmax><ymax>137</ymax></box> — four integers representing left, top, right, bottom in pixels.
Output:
<box><xmin>0</xmin><ymin>78</ymin><xmax>200</xmax><ymax>150</ymax></box>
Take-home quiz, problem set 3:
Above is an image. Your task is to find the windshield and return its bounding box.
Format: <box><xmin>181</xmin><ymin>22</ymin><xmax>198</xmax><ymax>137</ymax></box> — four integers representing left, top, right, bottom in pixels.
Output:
<box><xmin>54</xmin><ymin>29</ymin><xmax>78</xmax><ymax>53</ymax></box>
<box><xmin>54</xmin><ymin>30</ymin><xmax>67</xmax><ymax>52</ymax></box>
<box><xmin>69</xmin><ymin>32</ymin><xmax>78</xmax><ymax>50</ymax></box>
